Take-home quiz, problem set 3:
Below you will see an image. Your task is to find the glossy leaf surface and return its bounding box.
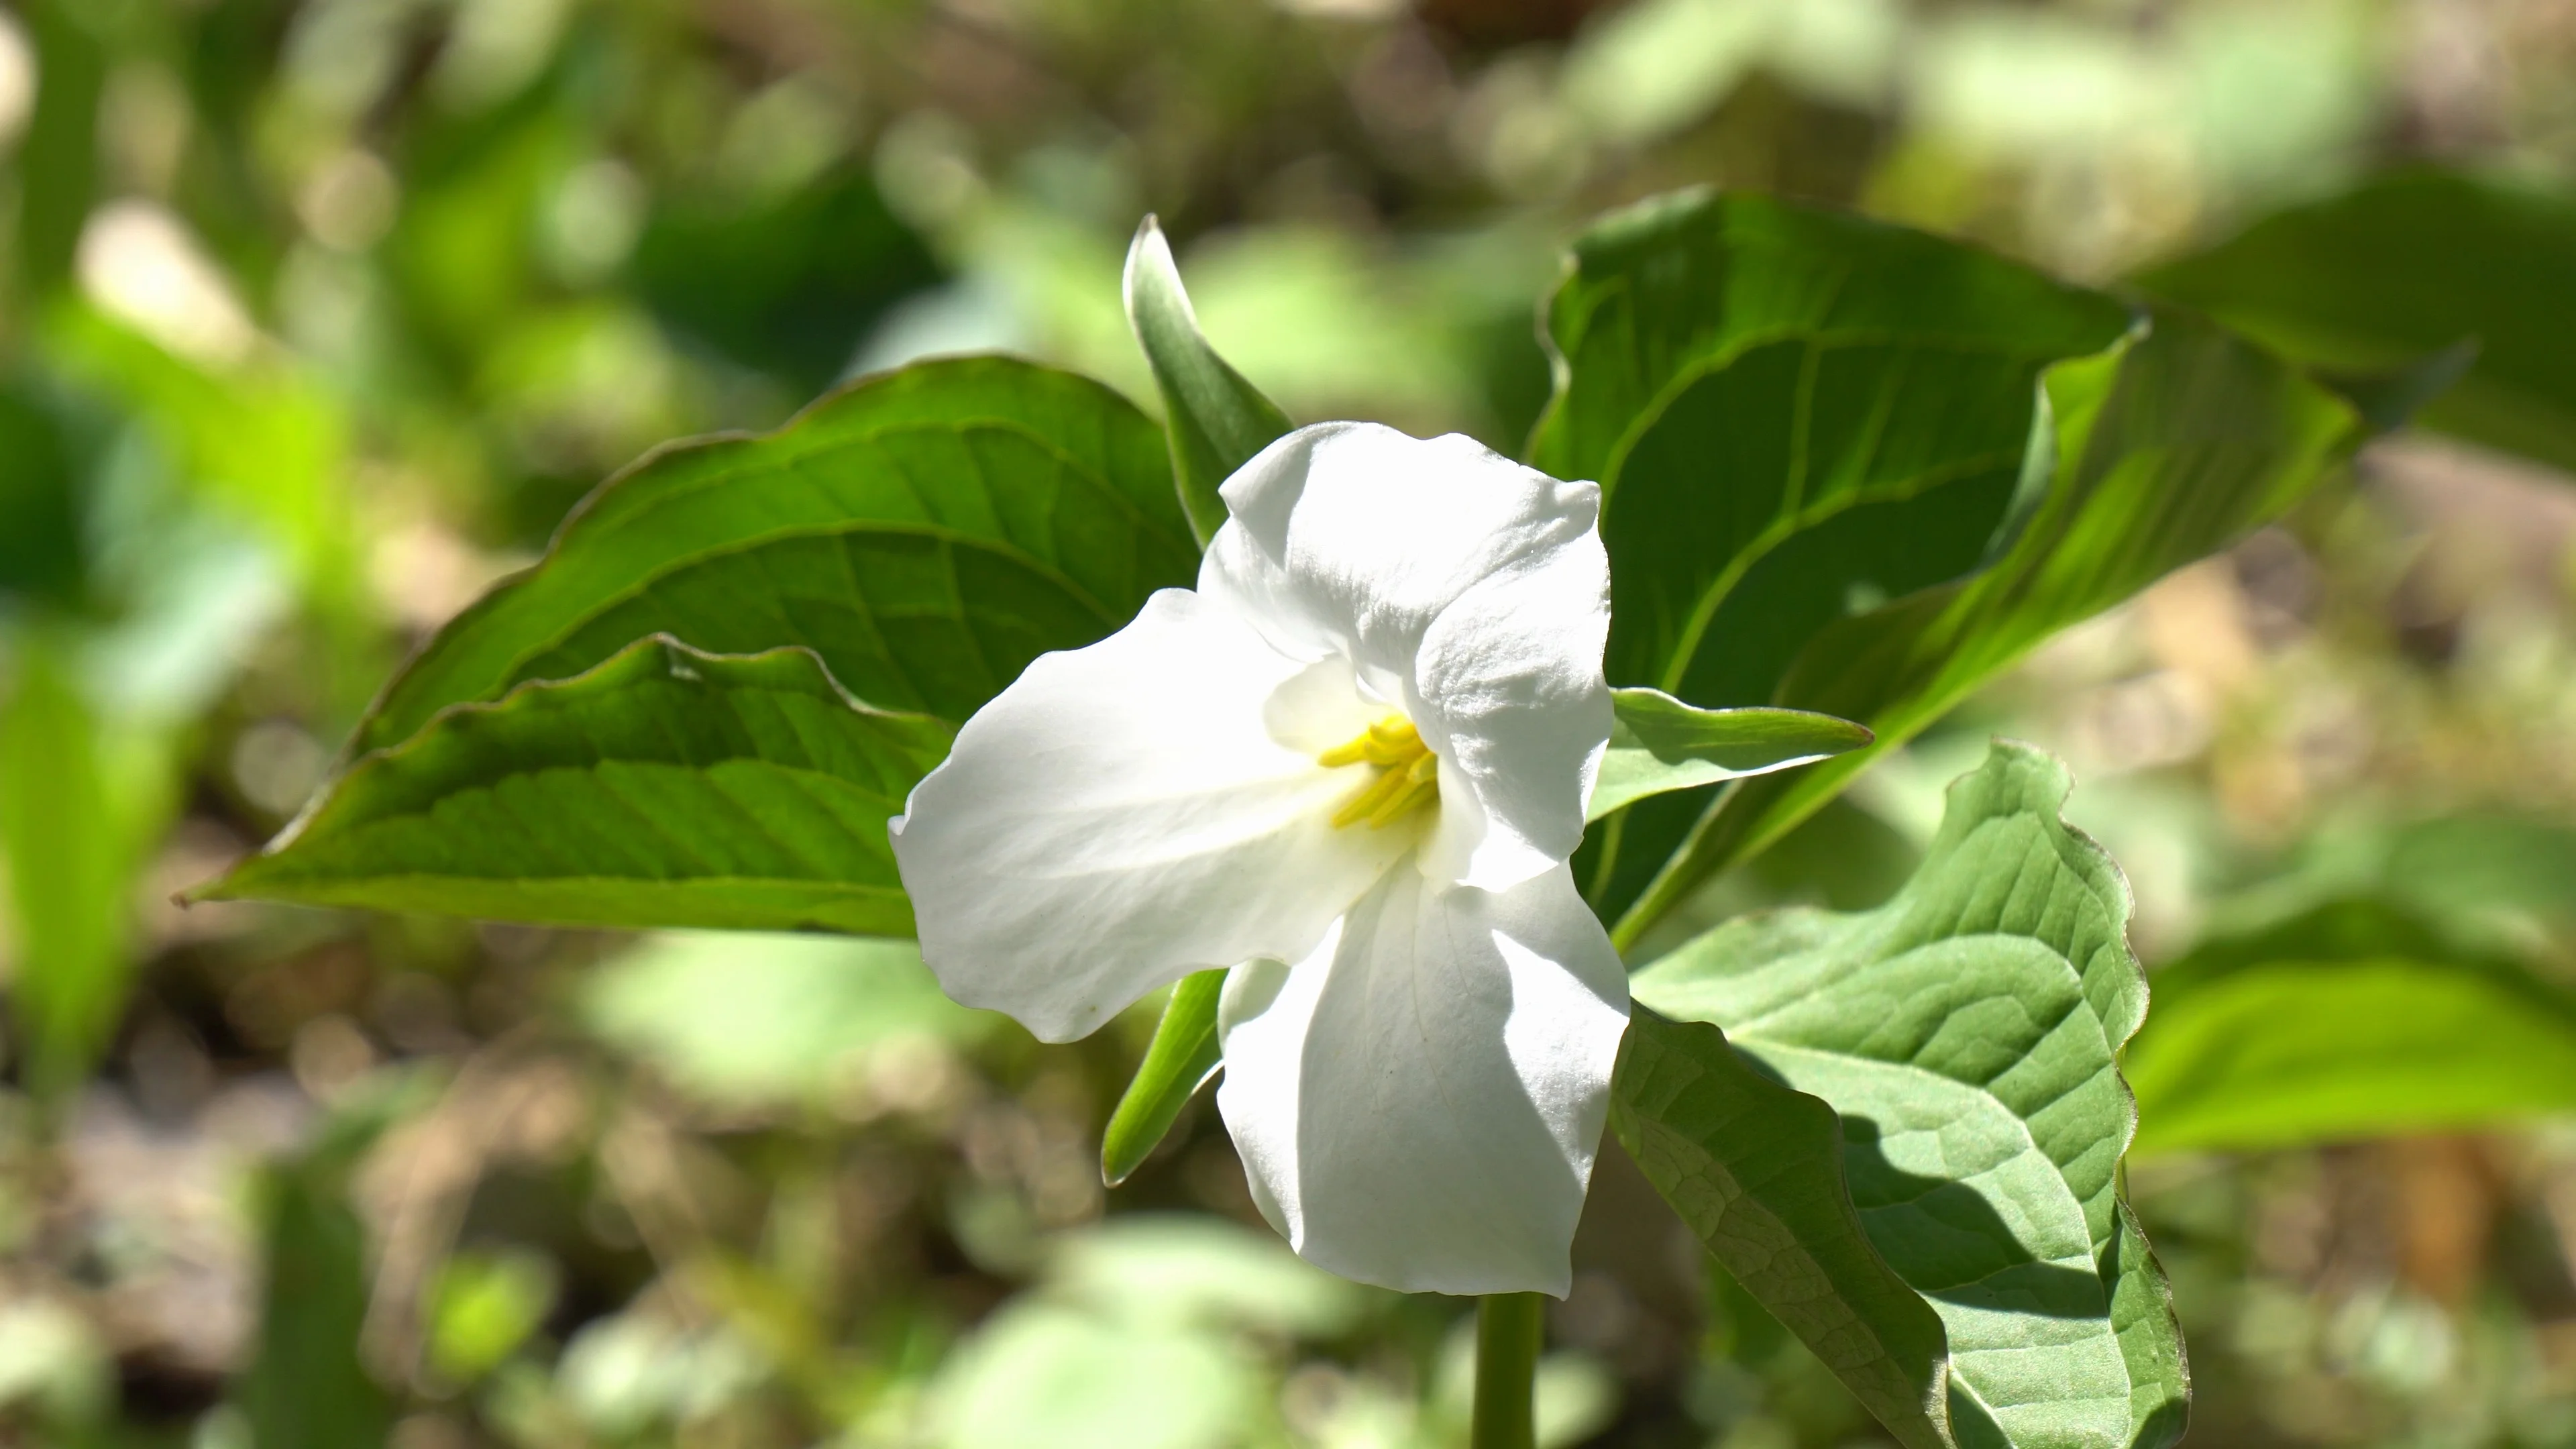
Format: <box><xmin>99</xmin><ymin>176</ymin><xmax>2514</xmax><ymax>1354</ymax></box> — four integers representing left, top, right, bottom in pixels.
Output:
<box><xmin>356</xmin><ymin>356</ymin><xmax>1192</xmax><ymax>755</ymax></box>
<box><xmin>1619</xmin><ymin>310</ymin><xmax>2361</xmax><ymax>944</ymax></box>
<box><xmin>1531</xmin><ymin>191</ymin><xmax>2132</xmax><ymax>913</ymax></box>
<box><xmin>1625</xmin><ymin>743</ymin><xmax>2186</xmax><ymax>1449</ymax></box>
<box><xmin>208</xmin><ymin>638</ymin><xmax>953</xmax><ymax>934</ymax></box>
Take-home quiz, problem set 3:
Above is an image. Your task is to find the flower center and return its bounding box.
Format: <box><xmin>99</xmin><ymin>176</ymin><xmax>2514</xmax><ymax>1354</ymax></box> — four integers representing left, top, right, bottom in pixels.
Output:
<box><xmin>1318</xmin><ymin>716</ymin><xmax>1440</xmax><ymax>830</ymax></box>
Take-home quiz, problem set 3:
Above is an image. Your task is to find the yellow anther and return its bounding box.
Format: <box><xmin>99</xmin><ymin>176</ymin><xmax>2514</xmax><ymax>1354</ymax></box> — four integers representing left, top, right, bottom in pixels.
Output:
<box><xmin>1368</xmin><ymin>718</ymin><xmax>1417</xmax><ymax>745</ymax></box>
<box><xmin>1317</xmin><ymin>738</ymin><xmax>1373</xmax><ymax>768</ymax></box>
<box><xmin>1320</xmin><ymin>715</ymin><xmax>1440</xmax><ymax>830</ymax></box>
<box><xmin>1364</xmin><ymin>752</ymin><xmax>1442</xmax><ymax>828</ymax></box>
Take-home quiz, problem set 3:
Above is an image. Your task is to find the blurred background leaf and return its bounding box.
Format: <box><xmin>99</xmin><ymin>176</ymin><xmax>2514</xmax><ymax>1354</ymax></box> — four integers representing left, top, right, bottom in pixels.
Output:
<box><xmin>2137</xmin><ymin>172</ymin><xmax>2576</xmax><ymax>475</ymax></box>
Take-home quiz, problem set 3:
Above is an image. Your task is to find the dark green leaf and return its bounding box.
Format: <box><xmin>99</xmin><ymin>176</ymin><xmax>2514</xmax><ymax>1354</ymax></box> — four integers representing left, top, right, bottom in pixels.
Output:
<box><xmin>1612</xmin><ymin>1010</ymin><xmax>1952</xmax><ymax>1449</ymax></box>
<box><xmin>1124</xmin><ymin>217</ymin><xmax>1295</xmax><ymax>545</ymax></box>
<box><xmin>633</xmin><ymin>167</ymin><xmax>943</xmax><ymax>395</ymax></box>
<box><xmin>15</xmin><ymin>1</ymin><xmax>104</xmax><ymax>299</ymax></box>
<box><xmin>1102</xmin><ymin>968</ymin><xmax>1228</xmax><ymax>1187</ymax></box>
<box><xmin>1618</xmin><ymin>309</ymin><xmax>2361</xmax><ymax>947</ymax></box>
<box><xmin>0</xmin><ymin>380</ymin><xmax>89</xmax><ymax>607</ymax></box>
<box><xmin>1528</xmin><ymin>191</ymin><xmax>2132</xmax><ymax>916</ymax></box>
<box><xmin>2136</xmin><ymin>170</ymin><xmax>2576</xmax><ymax>472</ymax></box>
<box><xmin>355</xmin><ymin>355</ymin><xmax>1193</xmax><ymax>755</ymax></box>
<box><xmin>1629</xmin><ymin>742</ymin><xmax>2186</xmax><ymax>1449</ymax></box>
<box><xmin>1589</xmin><ymin>688</ymin><xmax>1871</xmax><ymax>822</ymax></box>
<box><xmin>233</xmin><ymin>1126</ymin><xmax>398</xmax><ymax>1448</ymax></box>
<box><xmin>206</xmin><ymin>637</ymin><xmax>954</xmax><ymax>934</ymax></box>
<box><xmin>2127</xmin><ymin>899</ymin><xmax>2576</xmax><ymax>1155</ymax></box>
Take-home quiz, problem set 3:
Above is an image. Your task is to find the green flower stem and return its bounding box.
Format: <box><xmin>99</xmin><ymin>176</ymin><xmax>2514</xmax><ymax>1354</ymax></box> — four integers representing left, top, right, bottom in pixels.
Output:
<box><xmin>1472</xmin><ymin>1292</ymin><xmax>1544</xmax><ymax>1449</ymax></box>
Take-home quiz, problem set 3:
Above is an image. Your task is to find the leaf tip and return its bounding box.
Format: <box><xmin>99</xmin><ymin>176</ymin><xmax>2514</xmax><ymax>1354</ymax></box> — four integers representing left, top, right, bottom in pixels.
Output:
<box><xmin>1122</xmin><ymin>214</ymin><xmax>1190</xmax><ymax>329</ymax></box>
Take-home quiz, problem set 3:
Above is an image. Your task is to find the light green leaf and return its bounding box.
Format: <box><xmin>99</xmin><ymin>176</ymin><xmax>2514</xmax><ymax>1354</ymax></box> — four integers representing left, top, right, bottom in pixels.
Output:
<box><xmin>930</xmin><ymin>1301</ymin><xmax>1255</xmax><ymax>1449</ymax></box>
<box><xmin>585</xmin><ymin>932</ymin><xmax>996</xmax><ymax>1108</ymax></box>
<box><xmin>2125</xmin><ymin>900</ymin><xmax>2576</xmax><ymax>1156</ymax></box>
<box><xmin>2136</xmin><ymin>169</ymin><xmax>2576</xmax><ymax>473</ymax></box>
<box><xmin>1628</xmin><ymin>741</ymin><xmax>2186</xmax><ymax>1449</ymax></box>
<box><xmin>203</xmin><ymin>637</ymin><xmax>953</xmax><ymax>934</ymax></box>
<box><xmin>1</xmin><ymin>639</ymin><xmax>136</xmax><ymax>1095</ymax></box>
<box><xmin>1123</xmin><ymin>217</ymin><xmax>1295</xmax><ymax>545</ymax></box>
<box><xmin>354</xmin><ymin>354</ymin><xmax>1193</xmax><ymax>756</ymax></box>
<box><xmin>1102</xmin><ymin>968</ymin><xmax>1226</xmax><ymax>1187</ymax></box>
<box><xmin>1529</xmin><ymin>190</ymin><xmax>2133</xmax><ymax>916</ymax></box>
<box><xmin>1049</xmin><ymin>1215</ymin><xmax>1361</xmax><ymax>1338</ymax></box>
<box><xmin>1618</xmin><ymin>309</ymin><xmax>2361</xmax><ymax>947</ymax></box>
<box><xmin>1589</xmin><ymin>688</ymin><xmax>1870</xmax><ymax>822</ymax></box>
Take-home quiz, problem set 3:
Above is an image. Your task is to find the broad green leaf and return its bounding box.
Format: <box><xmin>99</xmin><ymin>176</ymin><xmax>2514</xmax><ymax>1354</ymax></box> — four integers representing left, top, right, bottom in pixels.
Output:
<box><xmin>1611</xmin><ymin>1010</ymin><xmax>1952</xmax><ymax>1449</ymax></box>
<box><xmin>1629</xmin><ymin>742</ymin><xmax>2186</xmax><ymax>1449</ymax></box>
<box><xmin>1124</xmin><ymin>217</ymin><xmax>1295</xmax><ymax>545</ymax></box>
<box><xmin>2136</xmin><ymin>170</ymin><xmax>2576</xmax><ymax>473</ymax></box>
<box><xmin>354</xmin><ymin>355</ymin><xmax>1192</xmax><ymax>755</ymax></box>
<box><xmin>1589</xmin><ymin>688</ymin><xmax>1871</xmax><ymax>822</ymax></box>
<box><xmin>1528</xmin><ymin>191</ymin><xmax>2131</xmax><ymax>914</ymax></box>
<box><xmin>1618</xmin><ymin>309</ymin><xmax>2362</xmax><ymax>947</ymax></box>
<box><xmin>1529</xmin><ymin>189</ymin><xmax>2132</xmax><ymax>707</ymax></box>
<box><xmin>205</xmin><ymin>637</ymin><xmax>953</xmax><ymax>934</ymax></box>
<box><xmin>2125</xmin><ymin>900</ymin><xmax>2576</xmax><ymax>1156</ymax></box>
<box><xmin>1102</xmin><ymin>968</ymin><xmax>1227</xmax><ymax>1187</ymax></box>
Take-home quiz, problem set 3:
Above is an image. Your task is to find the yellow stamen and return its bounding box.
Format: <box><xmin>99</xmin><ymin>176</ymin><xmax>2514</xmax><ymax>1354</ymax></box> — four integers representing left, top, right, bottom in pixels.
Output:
<box><xmin>1364</xmin><ymin>752</ymin><xmax>1442</xmax><ymax>827</ymax></box>
<box><xmin>1319</xmin><ymin>715</ymin><xmax>1440</xmax><ymax>830</ymax></box>
<box><xmin>1317</xmin><ymin>738</ymin><xmax>1371</xmax><ymax>768</ymax></box>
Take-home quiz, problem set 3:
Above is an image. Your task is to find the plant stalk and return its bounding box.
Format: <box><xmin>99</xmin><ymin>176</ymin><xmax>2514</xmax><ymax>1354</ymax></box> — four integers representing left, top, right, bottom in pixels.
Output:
<box><xmin>1471</xmin><ymin>1292</ymin><xmax>1544</xmax><ymax>1449</ymax></box>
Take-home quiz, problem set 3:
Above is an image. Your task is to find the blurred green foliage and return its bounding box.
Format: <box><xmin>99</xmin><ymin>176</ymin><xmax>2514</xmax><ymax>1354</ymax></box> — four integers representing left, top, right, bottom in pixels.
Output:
<box><xmin>8</xmin><ymin>0</ymin><xmax>2576</xmax><ymax>1446</ymax></box>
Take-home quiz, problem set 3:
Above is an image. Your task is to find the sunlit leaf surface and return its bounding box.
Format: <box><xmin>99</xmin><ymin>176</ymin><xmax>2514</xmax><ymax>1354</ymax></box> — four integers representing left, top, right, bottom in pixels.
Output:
<box><xmin>1623</xmin><ymin>743</ymin><xmax>2186</xmax><ymax>1449</ymax></box>
<box><xmin>356</xmin><ymin>355</ymin><xmax>1193</xmax><ymax>755</ymax></box>
<box><xmin>209</xmin><ymin>638</ymin><xmax>953</xmax><ymax>934</ymax></box>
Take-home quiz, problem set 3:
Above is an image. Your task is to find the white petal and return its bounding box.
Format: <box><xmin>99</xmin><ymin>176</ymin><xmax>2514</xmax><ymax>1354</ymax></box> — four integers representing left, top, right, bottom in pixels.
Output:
<box><xmin>1214</xmin><ymin>861</ymin><xmax>1629</xmax><ymax>1297</ymax></box>
<box><xmin>1200</xmin><ymin>423</ymin><xmax>1612</xmax><ymax>890</ymax></box>
<box><xmin>890</xmin><ymin>590</ymin><xmax>1412</xmax><ymax>1043</ymax></box>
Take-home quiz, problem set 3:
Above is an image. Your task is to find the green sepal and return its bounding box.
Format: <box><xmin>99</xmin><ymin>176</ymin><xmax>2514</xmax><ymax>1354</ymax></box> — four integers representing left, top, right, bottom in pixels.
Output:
<box><xmin>1589</xmin><ymin>688</ymin><xmax>1870</xmax><ymax>822</ymax></box>
<box><xmin>1123</xmin><ymin>217</ymin><xmax>1295</xmax><ymax>545</ymax></box>
<box><xmin>1101</xmin><ymin>967</ymin><xmax>1228</xmax><ymax>1187</ymax></box>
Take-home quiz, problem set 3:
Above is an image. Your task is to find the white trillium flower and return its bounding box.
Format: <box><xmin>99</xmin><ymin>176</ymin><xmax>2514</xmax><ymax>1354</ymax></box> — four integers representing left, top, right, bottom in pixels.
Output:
<box><xmin>889</xmin><ymin>421</ymin><xmax>1629</xmax><ymax>1297</ymax></box>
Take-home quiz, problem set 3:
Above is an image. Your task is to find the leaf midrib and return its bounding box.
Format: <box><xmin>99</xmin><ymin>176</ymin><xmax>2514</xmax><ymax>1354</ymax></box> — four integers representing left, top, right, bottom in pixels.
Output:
<box><xmin>278</xmin><ymin>753</ymin><xmax>914</xmax><ymax>880</ymax></box>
